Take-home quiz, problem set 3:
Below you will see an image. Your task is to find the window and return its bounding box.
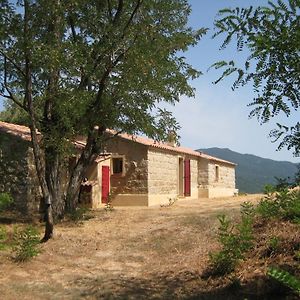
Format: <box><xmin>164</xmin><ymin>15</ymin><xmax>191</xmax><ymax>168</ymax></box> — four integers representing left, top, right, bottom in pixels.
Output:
<box><xmin>215</xmin><ymin>165</ymin><xmax>219</xmax><ymax>182</ymax></box>
<box><xmin>112</xmin><ymin>157</ymin><xmax>124</xmax><ymax>175</ymax></box>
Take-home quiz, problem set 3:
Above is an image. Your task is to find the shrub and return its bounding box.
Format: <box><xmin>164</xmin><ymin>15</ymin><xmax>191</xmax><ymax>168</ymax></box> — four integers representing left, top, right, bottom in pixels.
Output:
<box><xmin>268</xmin><ymin>267</ymin><xmax>300</xmax><ymax>295</ymax></box>
<box><xmin>280</xmin><ymin>190</ymin><xmax>300</xmax><ymax>222</ymax></box>
<box><xmin>240</xmin><ymin>201</ymin><xmax>255</xmax><ymax>218</ymax></box>
<box><xmin>0</xmin><ymin>193</ymin><xmax>13</xmax><ymax>212</ymax></box>
<box><xmin>263</xmin><ymin>184</ymin><xmax>276</xmax><ymax>195</ymax></box>
<box><xmin>209</xmin><ymin>250</ymin><xmax>237</xmax><ymax>275</ymax></box>
<box><xmin>13</xmin><ymin>225</ymin><xmax>40</xmax><ymax>262</ymax></box>
<box><xmin>267</xmin><ymin>236</ymin><xmax>280</xmax><ymax>254</ymax></box>
<box><xmin>257</xmin><ymin>188</ymin><xmax>300</xmax><ymax>223</ymax></box>
<box><xmin>0</xmin><ymin>226</ymin><xmax>7</xmax><ymax>250</ymax></box>
<box><xmin>208</xmin><ymin>211</ymin><xmax>254</xmax><ymax>276</ymax></box>
<box><xmin>68</xmin><ymin>207</ymin><xmax>93</xmax><ymax>223</ymax></box>
<box><xmin>256</xmin><ymin>197</ymin><xmax>281</xmax><ymax>219</ymax></box>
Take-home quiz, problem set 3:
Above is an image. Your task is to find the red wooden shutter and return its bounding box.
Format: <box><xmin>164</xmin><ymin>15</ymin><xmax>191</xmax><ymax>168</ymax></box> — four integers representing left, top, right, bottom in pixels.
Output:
<box><xmin>101</xmin><ymin>166</ymin><xmax>110</xmax><ymax>203</ymax></box>
<box><xmin>184</xmin><ymin>159</ymin><xmax>191</xmax><ymax>196</ymax></box>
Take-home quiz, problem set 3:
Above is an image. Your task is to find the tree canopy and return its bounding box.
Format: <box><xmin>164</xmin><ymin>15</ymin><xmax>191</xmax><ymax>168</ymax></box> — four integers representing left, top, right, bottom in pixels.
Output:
<box><xmin>212</xmin><ymin>0</ymin><xmax>300</xmax><ymax>156</ymax></box>
<box><xmin>0</xmin><ymin>0</ymin><xmax>205</xmax><ymax>240</ymax></box>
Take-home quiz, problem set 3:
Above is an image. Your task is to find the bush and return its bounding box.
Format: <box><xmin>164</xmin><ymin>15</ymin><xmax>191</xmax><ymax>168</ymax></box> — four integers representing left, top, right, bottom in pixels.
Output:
<box><xmin>256</xmin><ymin>197</ymin><xmax>281</xmax><ymax>219</ymax></box>
<box><xmin>257</xmin><ymin>188</ymin><xmax>300</xmax><ymax>222</ymax></box>
<box><xmin>268</xmin><ymin>267</ymin><xmax>300</xmax><ymax>295</ymax></box>
<box><xmin>267</xmin><ymin>236</ymin><xmax>280</xmax><ymax>254</ymax></box>
<box><xmin>13</xmin><ymin>225</ymin><xmax>40</xmax><ymax>262</ymax></box>
<box><xmin>207</xmin><ymin>189</ymin><xmax>300</xmax><ymax>281</ymax></box>
<box><xmin>263</xmin><ymin>184</ymin><xmax>276</xmax><ymax>195</ymax></box>
<box><xmin>68</xmin><ymin>207</ymin><xmax>93</xmax><ymax>223</ymax></box>
<box><xmin>0</xmin><ymin>226</ymin><xmax>7</xmax><ymax>250</ymax></box>
<box><xmin>208</xmin><ymin>210</ymin><xmax>254</xmax><ymax>276</ymax></box>
<box><xmin>280</xmin><ymin>190</ymin><xmax>300</xmax><ymax>222</ymax></box>
<box><xmin>0</xmin><ymin>193</ymin><xmax>13</xmax><ymax>212</ymax></box>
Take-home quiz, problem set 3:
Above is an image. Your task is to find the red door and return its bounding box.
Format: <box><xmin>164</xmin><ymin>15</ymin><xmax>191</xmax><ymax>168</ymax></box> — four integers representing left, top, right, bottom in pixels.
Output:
<box><xmin>184</xmin><ymin>159</ymin><xmax>191</xmax><ymax>196</ymax></box>
<box><xmin>102</xmin><ymin>166</ymin><xmax>110</xmax><ymax>203</ymax></box>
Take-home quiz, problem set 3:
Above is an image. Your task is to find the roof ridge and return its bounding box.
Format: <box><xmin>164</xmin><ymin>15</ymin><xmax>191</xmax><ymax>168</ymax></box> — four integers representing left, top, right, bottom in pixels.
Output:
<box><xmin>0</xmin><ymin>121</ymin><xmax>236</xmax><ymax>166</ymax></box>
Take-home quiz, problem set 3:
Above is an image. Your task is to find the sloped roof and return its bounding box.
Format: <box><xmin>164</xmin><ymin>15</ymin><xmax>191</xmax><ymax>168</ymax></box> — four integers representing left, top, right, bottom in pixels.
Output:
<box><xmin>0</xmin><ymin>121</ymin><xmax>37</xmax><ymax>141</ymax></box>
<box><xmin>106</xmin><ymin>130</ymin><xmax>236</xmax><ymax>166</ymax></box>
<box><xmin>0</xmin><ymin>121</ymin><xmax>236</xmax><ymax>166</ymax></box>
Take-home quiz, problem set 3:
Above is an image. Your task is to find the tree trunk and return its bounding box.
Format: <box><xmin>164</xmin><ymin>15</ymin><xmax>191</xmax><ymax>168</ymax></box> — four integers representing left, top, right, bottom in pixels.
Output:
<box><xmin>42</xmin><ymin>204</ymin><xmax>53</xmax><ymax>242</ymax></box>
<box><xmin>40</xmin><ymin>147</ymin><xmax>65</xmax><ymax>242</ymax></box>
<box><xmin>45</xmin><ymin>146</ymin><xmax>65</xmax><ymax>217</ymax></box>
<box><xmin>66</xmin><ymin>128</ymin><xmax>105</xmax><ymax>212</ymax></box>
<box><xmin>24</xmin><ymin>0</ymin><xmax>53</xmax><ymax>241</ymax></box>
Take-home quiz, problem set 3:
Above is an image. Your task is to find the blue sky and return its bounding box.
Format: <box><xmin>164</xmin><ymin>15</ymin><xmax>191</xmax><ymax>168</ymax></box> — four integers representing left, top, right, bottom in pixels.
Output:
<box><xmin>166</xmin><ymin>0</ymin><xmax>299</xmax><ymax>163</ymax></box>
<box><xmin>0</xmin><ymin>0</ymin><xmax>298</xmax><ymax>163</ymax></box>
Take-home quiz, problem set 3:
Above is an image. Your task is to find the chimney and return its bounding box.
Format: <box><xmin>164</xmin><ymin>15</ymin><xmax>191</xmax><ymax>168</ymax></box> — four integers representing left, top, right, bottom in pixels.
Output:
<box><xmin>166</xmin><ymin>131</ymin><xmax>177</xmax><ymax>147</ymax></box>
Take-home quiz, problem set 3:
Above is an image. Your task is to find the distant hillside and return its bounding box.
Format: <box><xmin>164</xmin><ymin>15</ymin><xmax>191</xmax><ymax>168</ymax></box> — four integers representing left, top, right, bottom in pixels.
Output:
<box><xmin>197</xmin><ymin>148</ymin><xmax>299</xmax><ymax>193</ymax></box>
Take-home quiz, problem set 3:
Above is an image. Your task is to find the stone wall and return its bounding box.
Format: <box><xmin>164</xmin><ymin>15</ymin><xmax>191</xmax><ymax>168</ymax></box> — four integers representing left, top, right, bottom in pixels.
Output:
<box><xmin>148</xmin><ymin>149</ymin><xmax>178</xmax><ymax>195</ymax></box>
<box><xmin>0</xmin><ymin>132</ymin><xmax>41</xmax><ymax>214</ymax></box>
<box><xmin>190</xmin><ymin>158</ymin><xmax>198</xmax><ymax>198</ymax></box>
<box><xmin>104</xmin><ymin>137</ymin><xmax>148</xmax><ymax>195</ymax></box>
<box><xmin>207</xmin><ymin>161</ymin><xmax>236</xmax><ymax>188</ymax></box>
<box><xmin>198</xmin><ymin>158</ymin><xmax>209</xmax><ymax>186</ymax></box>
<box><xmin>198</xmin><ymin>158</ymin><xmax>237</xmax><ymax>198</ymax></box>
<box><xmin>148</xmin><ymin>149</ymin><xmax>198</xmax><ymax>199</ymax></box>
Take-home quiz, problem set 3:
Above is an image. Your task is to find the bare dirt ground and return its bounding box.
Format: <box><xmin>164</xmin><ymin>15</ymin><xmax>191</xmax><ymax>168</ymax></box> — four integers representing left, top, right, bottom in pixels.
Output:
<box><xmin>0</xmin><ymin>194</ymin><xmax>265</xmax><ymax>299</ymax></box>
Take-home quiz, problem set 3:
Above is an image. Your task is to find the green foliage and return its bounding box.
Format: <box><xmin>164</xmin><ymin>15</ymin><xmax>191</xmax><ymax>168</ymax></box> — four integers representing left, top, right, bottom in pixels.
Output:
<box><xmin>263</xmin><ymin>184</ymin><xmax>276</xmax><ymax>195</ymax></box>
<box><xmin>268</xmin><ymin>267</ymin><xmax>300</xmax><ymax>295</ymax></box>
<box><xmin>0</xmin><ymin>193</ymin><xmax>13</xmax><ymax>212</ymax></box>
<box><xmin>68</xmin><ymin>207</ymin><xmax>93</xmax><ymax>223</ymax></box>
<box><xmin>256</xmin><ymin>197</ymin><xmax>281</xmax><ymax>219</ymax></box>
<box><xmin>240</xmin><ymin>201</ymin><xmax>255</xmax><ymax>218</ymax></box>
<box><xmin>12</xmin><ymin>226</ymin><xmax>40</xmax><ymax>262</ymax></box>
<box><xmin>212</xmin><ymin>0</ymin><xmax>300</xmax><ymax>156</ymax></box>
<box><xmin>208</xmin><ymin>188</ymin><xmax>299</xmax><ymax>282</ymax></box>
<box><xmin>0</xmin><ymin>226</ymin><xmax>7</xmax><ymax>250</ymax></box>
<box><xmin>0</xmin><ymin>0</ymin><xmax>206</xmax><ymax>143</ymax></box>
<box><xmin>0</xmin><ymin>0</ymin><xmax>206</xmax><ymax>222</ymax></box>
<box><xmin>267</xmin><ymin>236</ymin><xmax>280</xmax><ymax>254</ymax></box>
<box><xmin>294</xmin><ymin>164</ymin><xmax>300</xmax><ymax>186</ymax></box>
<box><xmin>0</xmin><ymin>102</ymin><xmax>31</xmax><ymax>125</ymax></box>
<box><xmin>257</xmin><ymin>187</ymin><xmax>300</xmax><ymax>222</ymax></box>
<box><xmin>209</xmin><ymin>210</ymin><xmax>254</xmax><ymax>276</ymax></box>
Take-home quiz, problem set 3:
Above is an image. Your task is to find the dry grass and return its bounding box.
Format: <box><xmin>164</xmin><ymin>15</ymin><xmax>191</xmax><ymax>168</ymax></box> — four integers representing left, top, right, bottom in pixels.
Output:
<box><xmin>3</xmin><ymin>194</ymin><xmax>293</xmax><ymax>299</ymax></box>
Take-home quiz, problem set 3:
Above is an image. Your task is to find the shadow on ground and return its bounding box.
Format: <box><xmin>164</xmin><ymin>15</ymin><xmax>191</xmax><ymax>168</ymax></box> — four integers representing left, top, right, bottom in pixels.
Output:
<box><xmin>72</xmin><ymin>270</ymin><xmax>297</xmax><ymax>300</ymax></box>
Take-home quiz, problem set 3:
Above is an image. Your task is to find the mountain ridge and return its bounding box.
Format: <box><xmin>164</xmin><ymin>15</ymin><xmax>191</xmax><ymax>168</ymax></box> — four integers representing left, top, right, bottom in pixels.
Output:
<box><xmin>197</xmin><ymin>147</ymin><xmax>298</xmax><ymax>193</ymax></box>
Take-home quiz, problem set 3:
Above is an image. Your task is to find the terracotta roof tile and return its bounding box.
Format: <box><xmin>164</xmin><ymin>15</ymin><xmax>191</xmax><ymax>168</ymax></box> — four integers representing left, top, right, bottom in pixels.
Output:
<box><xmin>0</xmin><ymin>121</ymin><xmax>39</xmax><ymax>141</ymax></box>
<box><xmin>0</xmin><ymin>121</ymin><xmax>236</xmax><ymax>166</ymax></box>
<box><xmin>107</xmin><ymin>130</ymin><xmax>236</xmax><ymax>166</ymax></box>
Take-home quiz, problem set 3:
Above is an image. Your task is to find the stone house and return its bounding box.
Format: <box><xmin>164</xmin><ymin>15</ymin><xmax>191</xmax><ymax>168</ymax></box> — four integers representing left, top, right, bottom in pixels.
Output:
<box><xmin>0</xmin><ymin>121</ymin><xmax>41</xmax><ymax>213</ymax></box>
<box><xmin>0</xmin><ymin>121</ymin><xmax>238</xmax><ymax>213</ymax></box>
